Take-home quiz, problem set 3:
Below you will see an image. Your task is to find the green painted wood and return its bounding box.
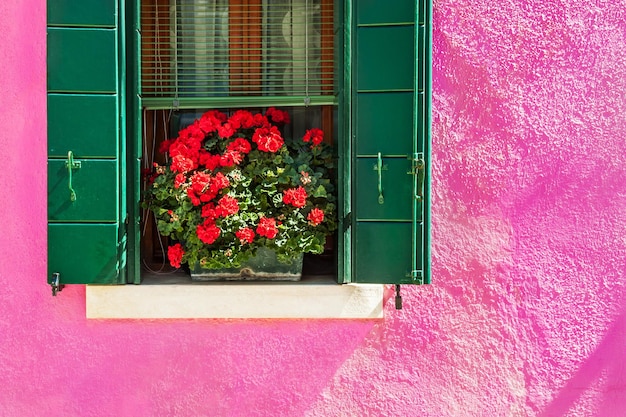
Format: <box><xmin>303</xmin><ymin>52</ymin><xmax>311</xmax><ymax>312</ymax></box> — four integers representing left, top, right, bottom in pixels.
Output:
<box><xmin>355</xmin><ymin>157</ymin><xmax>414</xmax><ymax>221</ymax></box>
<box><xmin>47</xmin><ymin>0</ymin><xmax>116</xmax><ymax>27</ymax></box>
<box><xmin>356</xmin><ymin>26</ymin><xmax>414</xmax><ymax>91</ymax></box>
<box><xmin>47</xmin><ymin>0</ymin><xmax>127</xmax><ymax>287</ymax></box>
<box><xmin>354</xmin><ymin>222</ymin><xmax>417</xmax><ymax>284</ymax></box>
<box><xmin>48</xmin><ymin>224</ymin><xmax>122</xmax><ymax>285</ymax></box>
<box><xmin>48</xmin><ymin>159</ymin><xmax>119</xmax><ymax>222</ymax></box>
<box><xmin>350</xmin><ymin>0</ymin><xmax>430</xmax><ymax>285</ymax></box>
<box><xmin>47</xmin><ymin>28</ymin><xmax>117</xmax><ymax>93</ymax></box>
<box><xmin>355</xmin><ymin>92</ymin><xmax>414</xmax><ymax>156</ymax></box>
<box><xmin>48</xmin><ymin>94</ymin><xmax>118</xmax><ymax>158</ymax></box>
<box><xmin>141</xmin><ymin>96</ymin><xmax>337</xmax><ymax>111</ymax></box>
<box><xmin>337</xmin><ymin>0</ymin><xmax>352</xmax><ymax>284</ymax></box>
<box><xmin>357</xmin><ymin>0</ymin><xmax>414</xmax><ymax>25</ymax></box>
<box><xmin>126</xmin><ymin>0</ymin><xmax>142</xmax><ymax>284</ymax></box>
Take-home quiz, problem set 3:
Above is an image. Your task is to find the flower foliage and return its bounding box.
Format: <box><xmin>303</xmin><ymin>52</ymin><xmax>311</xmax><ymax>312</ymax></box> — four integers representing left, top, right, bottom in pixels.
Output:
<box><xmin>143</xmin><ymin>108</ymin><xmax>337</xmax><ymax>270</ymax></box>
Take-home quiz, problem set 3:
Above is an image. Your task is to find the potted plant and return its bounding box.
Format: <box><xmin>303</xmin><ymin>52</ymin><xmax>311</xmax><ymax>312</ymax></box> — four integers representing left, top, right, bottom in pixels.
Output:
<box><xmin>143</xmin><ymin>108</ymin><xmax>337</xmax><ymax>280</ymax></box>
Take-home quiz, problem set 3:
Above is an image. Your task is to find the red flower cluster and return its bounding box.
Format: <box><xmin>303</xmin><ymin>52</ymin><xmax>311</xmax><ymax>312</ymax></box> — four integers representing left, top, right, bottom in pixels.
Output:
<box><xmin>235</xmin><ymin>227</ymin><xmax>255</xmax><ymax>244</ymax></box>
<box><xmin>217</xmin><ymin>122</ymin><xmax>235</xmax><ymax>138</ymax></box>
<box><xmin>167</xmin><ymin>243</ymin><xmax>184</xmax><ymax>268</ymax></box>
<box><xmin>307</xmin><ymin>208</ymin><xmax>325</xmax><ymax>226</ymax></box>
<box><xmin>252</xmin><ymin>126</ymin><xmax>284</xmax><ymax>153</ymax></box>
<box><xmin>265</xmin><ymin>107</ymin><xmax>290</xmax><ymax>125</ymax></box>
<box><xmin>166</xmin><ymin>109</ymin><xmax>275</xmax><ymax>174</ymax></box>
<box><xmin>197</xmin><ymin>220</ymin><xmax>221</xmax><ymax>244</ymax></box>
<box><xmin>147</xmin><ymin>107</ymin><xmax>336</xmax><ymax>272</ymax></box>
<box><xmin>187</xmin><ymin>172</ymin><xmax>230</xmax><ymax>206</ymax></box>
<box><xmin>216</xmin><ymin>195</ymin><xmax>239</xmax><ymax>217</ymax></box>
<box><xmin>228</xmin><ymin>110</ymin><xmax>254</xmax><ymax>129</ymax></box>
<box><xmin>227</xmin><ymin>138</ymin><xmax>252</xmax><ymax>154</ymax></box>
<box><xmin>256</xmin><ymin>217</ymin><xmax>278</xmax><ymax>239</ymax></box>
<box><xmin>283</xmin><ymin>186</ymin><xmax>307</xmax><ymax>208</ymax></box>
<box><xmin>200</xmin><ymin>197</ymin><xmax>240</xmax><ymax>220</ymax></box>
<box><xmin>303</xmin><ymin>128</ymin><xmax>324</xmax><ymax>147</ymax></box>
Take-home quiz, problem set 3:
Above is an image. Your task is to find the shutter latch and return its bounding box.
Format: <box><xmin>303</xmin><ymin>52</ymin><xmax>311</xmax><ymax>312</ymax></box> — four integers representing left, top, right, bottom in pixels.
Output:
<box><xmin>408</xmin><ymin>153</ymin><xmax>425</xmax><ymax>201</ymax></box>
<box><xmin>373</xmin><ymin>152</ymin><xmax>387</xmax><ymax>204</ymax></box>
<box><xmin>65</xmin><ymin>151</ymin><xmax>81</xmax><ymax>202</ymax></box>
<box><xmin>50</xmin><ymin>273</ymin><xmax>64</xmax><ymax>296</ymax></box>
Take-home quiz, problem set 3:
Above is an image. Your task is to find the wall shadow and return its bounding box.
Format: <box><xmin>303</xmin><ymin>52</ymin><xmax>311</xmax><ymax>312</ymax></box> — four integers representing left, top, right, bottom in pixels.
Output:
<box><xmin>539</xmin><ymin>303</ymin><xmax>626</xmax><ymax>417</ymax></box>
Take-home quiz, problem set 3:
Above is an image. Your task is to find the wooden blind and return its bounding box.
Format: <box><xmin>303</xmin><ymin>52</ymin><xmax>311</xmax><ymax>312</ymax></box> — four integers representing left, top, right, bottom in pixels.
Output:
<box><xmin>141</xmin><ymin>0</ymin><xmax>335</xmax><ymax>109</ymax></box>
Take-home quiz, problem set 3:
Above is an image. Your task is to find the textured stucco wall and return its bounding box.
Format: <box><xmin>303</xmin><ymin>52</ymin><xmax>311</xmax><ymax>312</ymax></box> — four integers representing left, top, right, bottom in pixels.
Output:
<box><xmin>2</xmin><ymin>1</ymin><xmax>626</xmax><ymax>416</ymax></box>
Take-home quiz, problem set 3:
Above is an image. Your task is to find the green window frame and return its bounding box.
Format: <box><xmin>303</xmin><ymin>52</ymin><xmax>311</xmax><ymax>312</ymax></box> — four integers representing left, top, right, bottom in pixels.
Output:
<box><xmin>46</xmin><ymin>0</ymin><xmax>431</xmax><ymax>295</ymax></box>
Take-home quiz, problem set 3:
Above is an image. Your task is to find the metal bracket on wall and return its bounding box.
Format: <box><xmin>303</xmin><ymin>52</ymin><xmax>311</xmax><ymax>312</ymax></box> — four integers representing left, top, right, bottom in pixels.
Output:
<box><xmin>343</xmin><ymin>212</ymin><xmax>352</xmax><ymax>232</ymax></box>
<box><xmin>395</xmin><ymin>284</ymin><xmax>402</xmax><ymax>309</ymax></box>
<box><xmin>50</xmin><ymin>273</ymin><xmax>64</xmax><ymax>296</ymax></box>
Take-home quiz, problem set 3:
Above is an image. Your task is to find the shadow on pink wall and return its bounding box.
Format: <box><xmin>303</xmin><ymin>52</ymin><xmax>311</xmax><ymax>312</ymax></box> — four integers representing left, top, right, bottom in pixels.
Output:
<box><xmin>540</xmin><ymin>304</ymin><xmax>626</xmax><ymax>417</ymax></box>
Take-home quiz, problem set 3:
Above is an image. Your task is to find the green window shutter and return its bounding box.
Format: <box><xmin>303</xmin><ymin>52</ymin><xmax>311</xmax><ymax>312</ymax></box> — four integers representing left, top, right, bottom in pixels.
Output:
<box><xmin>347</xmin><ymin>0</ymin><xmax>431</xmax><ymax>285</ymax></box>
<box><xmin>47</xmin><ymin>0</ymin><xmax>127</xmax><ymax>290</ymax></box>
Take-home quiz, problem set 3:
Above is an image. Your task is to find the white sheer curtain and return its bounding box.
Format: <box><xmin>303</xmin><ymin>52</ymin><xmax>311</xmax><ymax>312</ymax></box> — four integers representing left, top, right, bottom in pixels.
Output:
<box><xmin>173</xmin><ymin>0</ymin><xmax>323</xmax><ymax>97</ymax></box>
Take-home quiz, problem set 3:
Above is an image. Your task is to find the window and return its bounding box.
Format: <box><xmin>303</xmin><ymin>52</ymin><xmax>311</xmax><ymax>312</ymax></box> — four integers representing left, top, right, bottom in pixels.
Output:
<box><xmin>46</xmin><ymin>0</ymin><xmax>431</xmax><ymax>299</ymax></box>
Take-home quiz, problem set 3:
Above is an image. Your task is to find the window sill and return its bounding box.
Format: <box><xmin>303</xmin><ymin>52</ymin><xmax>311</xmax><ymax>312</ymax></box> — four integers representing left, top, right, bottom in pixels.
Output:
<box><xmin>86</xmin><ymin>273</ymin><xmax>384</xmax><ymax>319</ymax></box>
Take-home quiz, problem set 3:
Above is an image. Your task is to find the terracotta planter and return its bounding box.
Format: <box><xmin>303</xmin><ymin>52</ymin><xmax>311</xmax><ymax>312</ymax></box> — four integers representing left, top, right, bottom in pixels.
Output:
<box><xmin>190</xmin><ymin>247</ymin><xmax>303</xmax><ymax>281</ymax></box>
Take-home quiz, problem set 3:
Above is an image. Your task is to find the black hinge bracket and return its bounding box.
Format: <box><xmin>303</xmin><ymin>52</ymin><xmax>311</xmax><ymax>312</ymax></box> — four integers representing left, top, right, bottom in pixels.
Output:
<box><xmin>395</xmin><ymin>284</ymin><xmax>402</xmax><ymax>309</ymax></box>
<box><xmin>50</xmin><ymin>273</ymin><xmax>64</xmax><ymax>296</ymax></box>
<box><xmin>343</xmin><ymin>212</ymin><xmax>352</xmax><ymax>232</ymax></box>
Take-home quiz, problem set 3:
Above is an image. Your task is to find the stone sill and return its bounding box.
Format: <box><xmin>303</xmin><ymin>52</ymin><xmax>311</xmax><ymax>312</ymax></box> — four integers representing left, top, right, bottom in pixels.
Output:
<box><xmin>86</xmin><ymin>273</ymin><xmax>384</xmax><ymax>319</ymax></box>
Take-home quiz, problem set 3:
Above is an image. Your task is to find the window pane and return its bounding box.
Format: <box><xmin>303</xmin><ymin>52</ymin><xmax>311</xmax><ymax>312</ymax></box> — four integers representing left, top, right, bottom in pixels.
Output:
<box><xmin>141</xmin><ymin>0</ymin><xmax>334</xmax><ymax>104</ymax></box>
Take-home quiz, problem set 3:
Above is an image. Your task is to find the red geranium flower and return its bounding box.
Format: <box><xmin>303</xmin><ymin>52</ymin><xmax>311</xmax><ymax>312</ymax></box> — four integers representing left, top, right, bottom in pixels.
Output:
<box><xmin>198</xmin><ymin>110</ymin><xmax>227</xmax><ymax>133</ymax></box>
<box><xmin>283</xmin><ymin>186</ymin><xmax>307</xmax><ymax>208</ymax></box>
<box><xmin>303</xmin><ymin>128</ymin><xmax>324</xmax><ymax>147</ymax></box>
<box><xmin>252</xmin><ymin>126</ymin><xmax>284</xmax><ymax>153</ymax></box>
<box><xmin>216</xmin><ymin>195</ymin><xmax>239</xmax><ymax>217</ymax></box>
<box><xmin>219</xmin><ymin>150</ymin><xmax>243</xmax><ymax>167</ymax></box>
<box><xmin>171</xmin><ymin>154</ymin><xmax>197</xmax><ymax>174</ymax></box>
<box><xmin>197</xmin><ymin>220</ymin><xmax>221</xmax><ymax>244</ymax></box>
<box><xmin>212</xmin><ymin>172</ymin><xmax>230</xmax><ymax>190</ymax></box>
<box><xmin>265</xmin><ymin>107</ymin><xmax>290</xmax><ymax>125</ymax></box>
<box><xmin>201</xmin><ymin>203</ymin><xmax>217</xmax><ymax>219</ymax></box>
<box><xmin>307</xmin><ymin>208</ymin><xmax>325</xmax><ymax>226</ymax></box>
<box><xmin>253</xmin><ymin>113</ymin><xmax>270</xmax><ymax>128</ymax></box>
<box><xmin>174</xmin><ymin>173</ymin><xmax>186</xmax><ymax>188</ymax></box>
<box><xmin>227</xmin><ymin>138</ymin><xmax>252</xmax><ymax>154</ymax></box>
<box><xmin>159</xmin><ymin>138</ymin><xmax>175</xmax><ymax>154</ymax></box>
<box><xmin>217</xmin><ymin>122</ymin><xmax>235</xmax><ymax>139</ymax></box>
<box><xmin>235</xmin><ymin>227</ymin><xmax>255</xmax><ymax>244</ymax></box>
<box><xmin>178</xmin><ymin>122</ymin><xmax>206</xmax><ymax>143</ymax></box>
<box><xmin>199</xmin><ymin>151</ymin><xmax>221</xmax><ymax>170</ymax></box>
<box><xmin>228</xmin><ymin>110</ymin><xmax>255</xmax><ymax>129</ymax></box>
<box><xmin>256</xmin><ymin>217</ymin><xmax>278</xmax><ymax>239</ymax></box>
<box><xmin>167</xmin><ymin>243</ymin><xmax>184</xmax><ymax>268</ymax></box>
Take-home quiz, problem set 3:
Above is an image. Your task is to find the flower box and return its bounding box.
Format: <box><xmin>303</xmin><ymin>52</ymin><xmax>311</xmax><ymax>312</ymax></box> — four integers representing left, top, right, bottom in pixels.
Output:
<box><xmin>190</xmin><ymin>247</ymin><xmax>303</xmax><ymax>281</ymax></box>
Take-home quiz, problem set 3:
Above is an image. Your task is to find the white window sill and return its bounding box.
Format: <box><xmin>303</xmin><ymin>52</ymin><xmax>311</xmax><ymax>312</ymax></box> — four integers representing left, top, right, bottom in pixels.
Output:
<box><xmin>86</xmin><ymin>274</ymin><xmax>384</xmax><ymax>319</ymax></box>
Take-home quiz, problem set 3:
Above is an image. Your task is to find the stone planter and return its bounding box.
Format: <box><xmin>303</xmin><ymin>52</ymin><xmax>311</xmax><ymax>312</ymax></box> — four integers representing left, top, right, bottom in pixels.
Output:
<box><xmin>190</xmin><ymin>247</ymin><xmax>303</xmax><ymax>281</ymax></box>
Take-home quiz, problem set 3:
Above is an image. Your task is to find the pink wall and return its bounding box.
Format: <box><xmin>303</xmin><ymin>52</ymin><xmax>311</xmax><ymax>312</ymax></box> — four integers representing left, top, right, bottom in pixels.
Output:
<box><xmin>2</xmin><ymin>0</ymin><xmax>626</xmax><ymax>415</ymax></box>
